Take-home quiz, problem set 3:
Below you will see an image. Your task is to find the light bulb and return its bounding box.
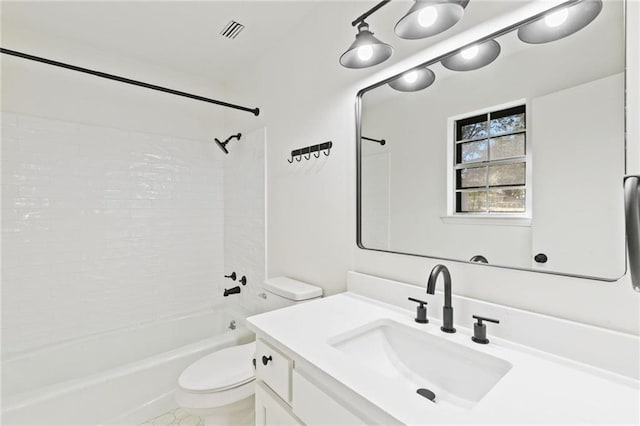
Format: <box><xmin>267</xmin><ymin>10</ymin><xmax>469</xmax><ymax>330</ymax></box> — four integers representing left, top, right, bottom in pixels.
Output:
<box><xmin>357</xmin><ymin>45</ymin><xmax>373</xmax><ymax>61</ymax></box>
<box><xmin>403</xmin><ymin>71</ymin><xmax>418</xmax><ymax>83</ymax></box>
<box><xmin>544</xmin><ymin>8</ymin><xmax>569</xmax><ymax>28</ymax></box>
<box><xmin>418</xmin><ymin>6</ymin><xmax>438</xmax><ymax>27</ymax></box>
<box><xmin>461</xmin><ymin>45</ymin><xmax>479</xmax><ymax>60</ymax></box>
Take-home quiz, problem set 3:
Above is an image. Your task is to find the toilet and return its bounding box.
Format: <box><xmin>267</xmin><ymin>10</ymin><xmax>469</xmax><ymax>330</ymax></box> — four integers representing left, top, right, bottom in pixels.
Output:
<box><xmin>175</xmin><ymin>277</ymin><xmax>322</xmax><ymax>426</ymax></box>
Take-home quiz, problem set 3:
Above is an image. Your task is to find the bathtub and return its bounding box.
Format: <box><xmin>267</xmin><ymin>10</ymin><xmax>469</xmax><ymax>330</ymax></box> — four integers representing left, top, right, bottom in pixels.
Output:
<box><xmin>1</xmin><ymin>308</ymin><xmax>254</xmax><ymax>425</ymax></box>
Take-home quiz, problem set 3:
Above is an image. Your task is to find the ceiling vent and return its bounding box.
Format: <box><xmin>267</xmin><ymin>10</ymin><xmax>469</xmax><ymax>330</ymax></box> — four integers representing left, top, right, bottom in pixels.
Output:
<box><xmin>220</xmin><ymin>20</ymin><xmax>245</xmax><ymax>39</ymax></box>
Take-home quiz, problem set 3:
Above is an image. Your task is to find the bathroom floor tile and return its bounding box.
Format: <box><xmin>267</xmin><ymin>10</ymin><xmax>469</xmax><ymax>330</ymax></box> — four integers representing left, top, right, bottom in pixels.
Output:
<box><xmin>139</xmin><ymin>407</ymin><xmax>204</xmax><ymax>426</ymax></box>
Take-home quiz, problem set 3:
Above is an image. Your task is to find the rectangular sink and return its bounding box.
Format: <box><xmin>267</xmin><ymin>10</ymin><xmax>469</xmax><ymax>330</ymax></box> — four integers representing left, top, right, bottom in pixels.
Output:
<box><xmin>328</xmin><ymin>319</ymin><xmax>512</xmax><ymax>410</ymax></box>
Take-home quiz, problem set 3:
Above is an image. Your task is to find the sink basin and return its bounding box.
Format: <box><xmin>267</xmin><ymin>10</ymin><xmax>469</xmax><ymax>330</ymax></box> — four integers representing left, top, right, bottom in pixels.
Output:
<box><xmin>328</xmin><ymin>319</ymin><xmax>512</xmax><ymax>410</ymax></box>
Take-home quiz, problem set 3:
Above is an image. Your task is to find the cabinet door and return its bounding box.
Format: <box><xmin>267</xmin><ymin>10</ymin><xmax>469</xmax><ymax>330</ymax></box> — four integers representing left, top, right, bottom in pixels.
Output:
<box><xmin>292</xmin><ymin>371</ymin><xmax>366</xmax><ymax>426</ymax></box>
<box><xmin>255</xmin><ymin>381</ymin><xmax>302</xmax><ymax>426</ymax></box>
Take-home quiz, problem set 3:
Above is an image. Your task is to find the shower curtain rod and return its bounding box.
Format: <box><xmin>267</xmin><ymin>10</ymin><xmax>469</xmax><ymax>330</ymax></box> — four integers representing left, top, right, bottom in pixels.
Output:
<box><xmin>0</xmin><ymin>48</ymin><xmax>260</xmax><ymax>116</ymax></box>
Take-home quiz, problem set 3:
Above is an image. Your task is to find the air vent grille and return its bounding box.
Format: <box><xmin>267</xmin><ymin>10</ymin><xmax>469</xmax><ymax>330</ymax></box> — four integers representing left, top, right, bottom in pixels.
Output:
<box><xmin>220</xmin><ymin>20</ymin><xmax>245</xmax><ymax>39</ymax></box>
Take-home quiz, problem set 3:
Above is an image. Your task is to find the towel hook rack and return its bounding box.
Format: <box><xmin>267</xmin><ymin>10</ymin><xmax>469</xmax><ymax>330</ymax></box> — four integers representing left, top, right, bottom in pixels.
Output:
<box><xmin>287</xmin><ymin>141</ymin><xmax>333</xmax><ymax>164</ymax></box>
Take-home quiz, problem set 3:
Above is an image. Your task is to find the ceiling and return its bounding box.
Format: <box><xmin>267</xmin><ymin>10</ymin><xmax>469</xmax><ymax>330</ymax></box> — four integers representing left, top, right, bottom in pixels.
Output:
<box><xmin>0</xmin><ymin>1</ymin><xmax>326</xmax><ymax>81</ymax></box>
<box><xmin>0</xmin><ymin>1</ymin><xmax>539</xmax><ymax>93</ymax></box>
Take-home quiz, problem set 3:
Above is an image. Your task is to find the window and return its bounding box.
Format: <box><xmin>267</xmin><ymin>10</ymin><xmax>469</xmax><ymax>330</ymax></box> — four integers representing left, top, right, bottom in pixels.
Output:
<box><xmin>453</xmin><ymin>104</ymin><xmax>527</xmax><ymax>215</ymax></box>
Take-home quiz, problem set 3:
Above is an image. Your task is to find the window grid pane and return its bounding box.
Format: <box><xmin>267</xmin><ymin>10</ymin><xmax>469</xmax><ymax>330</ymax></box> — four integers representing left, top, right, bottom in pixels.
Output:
<box><xmin>454</xmin><ymin>104</ymin><xmax>526</xmax><ymax>214</ymax></box>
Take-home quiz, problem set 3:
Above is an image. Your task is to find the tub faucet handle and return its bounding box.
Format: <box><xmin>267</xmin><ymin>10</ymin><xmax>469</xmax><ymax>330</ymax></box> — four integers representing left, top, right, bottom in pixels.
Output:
<box><xmin>224</xmin><ymin>272</ymin><xmax>237</xmax><ymax>281</ymax></box>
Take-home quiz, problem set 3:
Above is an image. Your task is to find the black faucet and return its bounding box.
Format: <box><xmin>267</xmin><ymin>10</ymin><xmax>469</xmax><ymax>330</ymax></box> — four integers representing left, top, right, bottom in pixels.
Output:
<box><xmin>426</xmin><ymin>264</ymin><xmax>456</xmax><ymax>333</ymax></box>
<box><xmin>223</xmin><ymin>286</ymin><xmax>241</xmax><ymax>297</ymax></box>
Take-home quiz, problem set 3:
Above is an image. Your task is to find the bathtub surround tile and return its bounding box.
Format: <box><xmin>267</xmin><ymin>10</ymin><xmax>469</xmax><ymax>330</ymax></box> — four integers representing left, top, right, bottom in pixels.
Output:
<box><xmin>1</xmin><ymin>112</ymin><xmax>265</xmax><ymax>425</ymax></box>
<box><xmin>1</xmin><ymin>111</ymin><xmax>225</xmax><ymax>356</ymax></box>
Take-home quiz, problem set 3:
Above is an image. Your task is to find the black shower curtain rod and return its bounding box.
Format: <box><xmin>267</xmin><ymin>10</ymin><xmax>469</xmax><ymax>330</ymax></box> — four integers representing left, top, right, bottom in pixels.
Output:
<box><xmin>0</xmin><ymin>48</ymin><xmax>260</xmax><ymax>116</ymax></box>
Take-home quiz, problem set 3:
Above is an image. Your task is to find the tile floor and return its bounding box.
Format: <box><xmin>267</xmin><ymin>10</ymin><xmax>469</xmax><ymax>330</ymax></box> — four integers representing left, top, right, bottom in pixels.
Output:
<box><xmin>139</xmin><ymin>407</ymin><xmax>203</xmax><ymax>426</ymax></box>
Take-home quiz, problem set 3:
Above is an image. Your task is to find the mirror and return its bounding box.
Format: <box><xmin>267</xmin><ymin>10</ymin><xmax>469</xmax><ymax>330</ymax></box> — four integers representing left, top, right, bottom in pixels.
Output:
<box><xmin>357</xmin><ymin>0</ymin><xmax>626</xmax><ymax>280</ymax></box>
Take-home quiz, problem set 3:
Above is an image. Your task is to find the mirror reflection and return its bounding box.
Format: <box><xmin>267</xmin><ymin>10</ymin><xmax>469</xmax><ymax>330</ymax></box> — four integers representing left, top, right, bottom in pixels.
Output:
<box><xmin>358</xmin><ymin>0</ymin><xmax>626</xmax><ymax>279</ymax></box>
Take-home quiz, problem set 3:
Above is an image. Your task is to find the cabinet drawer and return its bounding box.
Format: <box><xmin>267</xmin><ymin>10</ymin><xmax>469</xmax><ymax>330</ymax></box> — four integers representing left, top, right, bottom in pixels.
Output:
<box><xmin>256</xmin><ymin>338</ymin><xmax>292</xmax><ymax>403</ymax></box>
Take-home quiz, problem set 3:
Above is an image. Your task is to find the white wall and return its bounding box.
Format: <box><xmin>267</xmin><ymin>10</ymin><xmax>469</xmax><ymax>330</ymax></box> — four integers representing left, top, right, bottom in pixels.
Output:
<box><xmin>0</xmin><ymin>21</ymin><xmax>233</xmax><ymax>142</ymax></box>
<box><xmin>230</xmin><ymin>0</ymin><xmax>640</xmax><ymax>335</ymax></box>
<box><xmin>531</xmin><ymin>74</ymin><xmax>625</xmax><ymax>277</ymax></box>
<box><xmin>361</xmin><ymin>151</ymin><xmax>390</xmax><ymax>249</ymax></box>
<box><xmin>1</xmin><ymin>112</ymin><xmax>224</xmax><ymax>355</ymax></box>
<box><xmin>223</xmin><ymin>127</ymin><xmax>266</xmax><ymax>315</ymax></box>
<box><xmin>630</xmin><ymin>0</ymin><xmax>640</xmax><ymax>174</ymax></box>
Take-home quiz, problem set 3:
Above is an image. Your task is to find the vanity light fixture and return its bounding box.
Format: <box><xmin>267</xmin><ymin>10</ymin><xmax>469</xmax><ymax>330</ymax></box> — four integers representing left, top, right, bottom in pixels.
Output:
<box><xmin>395</xmin><ymin>0</ymin><xmax>469</xmax><ymax>39</ymax></box>
<box><xmin>340</xmin><ymin>22</ymin><xmax>393</xmax><ymax>69</ymax></box>
<box><xmin>388</xmin><ymin>67</ymin><xmax>436</xmax><ymax>91</ymax></box>
<box><xmin>441</xmin><ymin>39</ymin><xmax>500</xmax><ymax>71</ymax></box>
<box><xmin>517</xmin><ymin>0</ymin><xmax>602</xmax><ymax>44</ymax></box>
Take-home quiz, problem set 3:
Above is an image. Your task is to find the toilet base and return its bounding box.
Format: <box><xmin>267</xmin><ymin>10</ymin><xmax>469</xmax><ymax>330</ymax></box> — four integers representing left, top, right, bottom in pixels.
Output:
<box><xmin>182</xmin><ymin>395</ymin><xmax>254</xmax><ymax>426</ymax></box>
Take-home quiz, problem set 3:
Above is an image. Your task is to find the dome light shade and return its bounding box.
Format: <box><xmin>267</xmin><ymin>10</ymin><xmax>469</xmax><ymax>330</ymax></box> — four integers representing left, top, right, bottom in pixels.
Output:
<box><xmin>388</xmin><ymin>67</ymin><xmax>436</xmax><ymax>92</ymax></box>
<box><xmin>340</xmin><ymin>22</ymin><xmax>393</xmax><ymax>69</ymax></box>
<box><xmin>517</xmin><ymin>0</ymin><xmax>602</xmax><ymax>44</ymax></box>
<box><xmin>395</xmin><ymin>0</ymin><xmax>468</xmax><ymax>39</ymax></box>
<box><xmin>441</xmin><ymin>39</ymin><xmax>501</xmax><ymax>71</ymax></box>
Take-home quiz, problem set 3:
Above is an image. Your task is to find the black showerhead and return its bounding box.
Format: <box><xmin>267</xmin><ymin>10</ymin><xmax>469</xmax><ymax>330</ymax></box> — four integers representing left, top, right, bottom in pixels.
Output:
<box><xmin>215</xmin><ymin>138</ymin><xmax>230</xmax><ymax>154</ymax></box>
<box><xmin>214</xmin><ymin>133</ymin><xmax>241</xmax><ymax>155</ymax></box>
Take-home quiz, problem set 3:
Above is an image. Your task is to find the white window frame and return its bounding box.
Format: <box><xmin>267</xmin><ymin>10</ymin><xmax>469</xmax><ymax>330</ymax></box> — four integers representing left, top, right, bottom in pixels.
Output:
<box><xmin>444</xmin><ymin>99</ymin><xmax>532</xmax><ymax>226</ymax></box>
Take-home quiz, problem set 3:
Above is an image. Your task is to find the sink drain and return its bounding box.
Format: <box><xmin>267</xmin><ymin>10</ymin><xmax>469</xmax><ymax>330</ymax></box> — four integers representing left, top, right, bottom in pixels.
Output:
<box><xmin>417</xmin><ymin>388</ymin><xmax>436</xmax><ymax>402</ymax></box>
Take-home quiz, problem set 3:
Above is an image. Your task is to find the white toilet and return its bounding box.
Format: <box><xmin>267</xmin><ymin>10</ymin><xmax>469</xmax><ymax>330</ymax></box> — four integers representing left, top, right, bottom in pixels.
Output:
<box><xmin>175</xmin><ymin>277</ymin><xmax>322</xmax><ymax>426</ymax></box>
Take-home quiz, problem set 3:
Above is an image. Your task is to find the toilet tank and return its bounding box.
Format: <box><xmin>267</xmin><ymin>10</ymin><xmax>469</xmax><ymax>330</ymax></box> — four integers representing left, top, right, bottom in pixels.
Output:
<box><xmin>261</xmin><ymin>277</ymin><xmax>322</xmax><ymax>311</ymax></box>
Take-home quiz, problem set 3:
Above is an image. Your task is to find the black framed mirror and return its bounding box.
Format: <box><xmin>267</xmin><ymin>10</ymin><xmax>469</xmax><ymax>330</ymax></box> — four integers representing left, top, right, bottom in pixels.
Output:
<box><xmin>356</xmin><ymin>0</ymin><xmax>627</xmax><ymax>281</ymax></box>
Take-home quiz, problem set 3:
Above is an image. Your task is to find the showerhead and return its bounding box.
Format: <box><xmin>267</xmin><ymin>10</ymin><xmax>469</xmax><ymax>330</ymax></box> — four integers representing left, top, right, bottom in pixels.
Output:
<box><xmin>214</xmin><ymin>133</ymin><xmax>242</xmax><ymax>155</ymax></box>
<box><xmin>214</xmin><ymin>138</ymin><xmax>230</xmax><ymax>154</ymax></box>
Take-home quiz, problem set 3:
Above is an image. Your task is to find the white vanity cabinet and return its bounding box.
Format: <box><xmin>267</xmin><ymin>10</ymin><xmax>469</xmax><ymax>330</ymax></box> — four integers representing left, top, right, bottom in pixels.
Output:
<box><xmin>255</xmin><ymin>381</ymin><xmax>301</xmax><ymax>426</ymax></box>
<box><xmin>254</xmin><ymin>338</ymin><xmax>301</xmax><ymax>426</ymax></box>
<box><xmin>254</xmin><ymin>337</ymin><xmax>367</xmax><ymax>426</ymax></box>
<box><xmin>248</xmin><ymin>288</ymin><xmax>640</xmax><ymax>426</ymax></box>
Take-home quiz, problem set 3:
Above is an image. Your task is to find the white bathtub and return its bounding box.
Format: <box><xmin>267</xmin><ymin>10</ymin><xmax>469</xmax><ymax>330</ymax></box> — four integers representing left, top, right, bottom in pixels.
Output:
<box><xmin>1</xmin><ymin>308</ymin><xmax>254</xmax><ymax>425</ymax></box>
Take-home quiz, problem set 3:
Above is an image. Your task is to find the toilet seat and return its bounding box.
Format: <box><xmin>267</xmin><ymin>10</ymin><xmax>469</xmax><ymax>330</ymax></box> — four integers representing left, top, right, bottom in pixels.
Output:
<box><xmin>176</xmin><ymin>341</ymin><xmax>256</xmax><ymax>411</ymax></box>
<box><xmin>179</xmin><ymin>341</ymin><xmax>256</xmax><ymax>393</ymax></box>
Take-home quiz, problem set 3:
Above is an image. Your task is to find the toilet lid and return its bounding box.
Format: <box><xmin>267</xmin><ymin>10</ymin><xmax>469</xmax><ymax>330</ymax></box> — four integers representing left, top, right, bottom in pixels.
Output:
<box><xmin>179</xmin><ymin>341</ymin><xmax>256</xmax><ymax>392</ymax></box>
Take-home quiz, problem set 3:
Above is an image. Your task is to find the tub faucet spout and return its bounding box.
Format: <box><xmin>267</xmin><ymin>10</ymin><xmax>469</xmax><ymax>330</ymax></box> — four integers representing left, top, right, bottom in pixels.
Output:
<box><xmin>426</xmin><ymin>264</ymin><xmax>456</xmax><ymax>334</ymax></box>
<box><xmin>224</xmin><ymin>286</ymin><xmax>241</xmax><ymax>297</ymax></box>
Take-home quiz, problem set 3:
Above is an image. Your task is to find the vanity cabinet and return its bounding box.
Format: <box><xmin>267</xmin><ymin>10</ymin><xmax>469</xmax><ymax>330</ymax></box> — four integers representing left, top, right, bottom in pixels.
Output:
<box><xmin>254</xmin><ymin>337</ymin><xmax>367</xmax><ymax>426</ymax></box>
<box><xmin>255</xmin><ymin>381</ymin><xmax>301</xmax><ymax>426</ymax></box>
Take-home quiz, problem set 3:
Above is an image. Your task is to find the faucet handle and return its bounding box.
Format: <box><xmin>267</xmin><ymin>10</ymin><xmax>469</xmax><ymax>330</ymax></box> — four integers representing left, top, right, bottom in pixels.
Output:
<box><xmin>408</xmin><ymin>297</ymin><xmax>429</xmax><ymax>324</ymax></box>
<box><xmin>471</xmin><ymin>315</ymin><xmax>500</xmax><ymax>344</ymax></box>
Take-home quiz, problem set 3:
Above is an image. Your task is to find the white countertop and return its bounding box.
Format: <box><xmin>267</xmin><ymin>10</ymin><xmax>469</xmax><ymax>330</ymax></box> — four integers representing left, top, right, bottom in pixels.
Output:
<box><xmin>247</xmin><ymin>292</ymin><xmax>640</xmax><ymax>425</ymax></box>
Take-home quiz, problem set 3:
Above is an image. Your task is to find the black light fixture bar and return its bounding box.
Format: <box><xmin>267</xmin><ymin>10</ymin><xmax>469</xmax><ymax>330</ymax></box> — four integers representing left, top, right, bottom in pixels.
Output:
<box><xmin>356</xmin><ymin>0</ymin><xmax>583</xmax><ymax>93</ymax></box>
<box><xmin>0</xmin><ymin>47</ymin><xmax>260</xmax><ymax>116</ymax></box>
<box><xmin>351</xmin><ymin>0</ymin><xmax>392</xmax><ymax>26</ymax></box>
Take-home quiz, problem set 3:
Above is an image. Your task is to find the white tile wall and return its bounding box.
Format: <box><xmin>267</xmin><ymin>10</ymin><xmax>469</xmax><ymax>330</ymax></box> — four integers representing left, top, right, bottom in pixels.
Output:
<box><xmin>223</xmin><ymin>127</ymin><xmax>266</xmax><ymax>315</ymax></box>
<box><xmin>1</xmin><ymin>112</ymin><xmax>225</xmax><ymax>356</ymax></box>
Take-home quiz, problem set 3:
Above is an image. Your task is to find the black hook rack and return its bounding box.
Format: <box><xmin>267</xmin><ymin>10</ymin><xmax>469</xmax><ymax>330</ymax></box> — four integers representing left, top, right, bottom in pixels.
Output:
<box><xmin>287</xmin><ymin>141</ymin><xmax>332</xmax><ymax>163</ymax></box>
<box><xmin>362</xmin><ymin>136</ymin><xmax>386</xmax><ymax>146</ymax></box>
